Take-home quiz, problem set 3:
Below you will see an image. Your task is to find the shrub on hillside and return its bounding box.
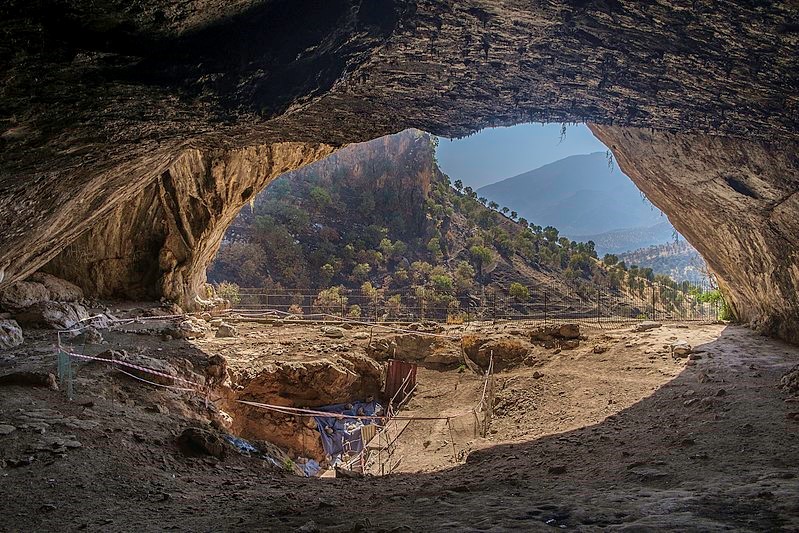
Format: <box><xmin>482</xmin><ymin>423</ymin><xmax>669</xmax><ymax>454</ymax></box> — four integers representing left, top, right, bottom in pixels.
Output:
<box><xmin>215</xmin><ymin>282</ymin><xmax>241</xmax><ymax>304</ymax></box>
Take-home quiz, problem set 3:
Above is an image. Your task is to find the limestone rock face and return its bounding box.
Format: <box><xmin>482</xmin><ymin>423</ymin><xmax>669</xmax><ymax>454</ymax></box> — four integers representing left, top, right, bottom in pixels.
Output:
<box><xmin>27</xmin><ymin>273</ymin><xmax>83</xmax><ymax>302</ymax></box>
<box><xmin>0</xmin><ymin>2</ymin><xmax>798</xmax><ymax>339</ymax></box>
<box><xmin>42</xmin><ymin>143</ymin><xmax>334</xmax><ymax>307</ymax></box>
<box><xmin>591</xmin><ymin>125</ymin><xmax>799</xmax><ymax>344</ymax></box>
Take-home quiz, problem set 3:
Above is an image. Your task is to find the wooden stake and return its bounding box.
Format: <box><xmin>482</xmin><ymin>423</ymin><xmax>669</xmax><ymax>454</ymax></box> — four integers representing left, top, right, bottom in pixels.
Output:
<box><xmin>447</xmin><ymin>417</ymin><xmax>457</xmax><ymax>461</ymax></box>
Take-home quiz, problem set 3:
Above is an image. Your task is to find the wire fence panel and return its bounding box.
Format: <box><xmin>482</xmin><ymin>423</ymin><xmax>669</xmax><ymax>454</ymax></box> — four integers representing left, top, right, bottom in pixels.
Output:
<box><xmin>234</xmin><ymin>278</ymin><xmax>721</xmax><ymax>325</ymax></box>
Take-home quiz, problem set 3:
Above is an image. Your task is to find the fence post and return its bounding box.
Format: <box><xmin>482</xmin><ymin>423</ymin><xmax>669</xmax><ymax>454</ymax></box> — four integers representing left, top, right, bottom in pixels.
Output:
<box><xmin>596</xmin><ymin>286</ymin><xmax>601</xmax><ymax>324</ymax></box>
<box><xmin>651</xmin><ymin>284</ymin><xmax>656</xmax><ymax>321</ymax></box>
<box><xmin>544</xmin><ymin>291</ymin><xmax>548</xmax><ymax>325</ymax></box>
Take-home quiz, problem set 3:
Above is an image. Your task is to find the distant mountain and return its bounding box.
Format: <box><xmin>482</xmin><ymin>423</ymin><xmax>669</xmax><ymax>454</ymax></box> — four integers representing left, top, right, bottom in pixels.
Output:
<box><xmin>619</xmin><ymin>240</ymin><xmax>708</xmax><ymax>283</ymax></box>
<box><xmin>477</xmin><ymin>151</ymin><xmax>666</xmax><ymax>239</ymax></box>
<box><xmin>572</xmin><ymin>221</ymin><xmax>677</xmax><ymax>256</ymax></box>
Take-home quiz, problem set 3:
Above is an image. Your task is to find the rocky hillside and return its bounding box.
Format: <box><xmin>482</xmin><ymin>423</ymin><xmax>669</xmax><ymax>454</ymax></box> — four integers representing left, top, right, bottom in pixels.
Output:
<box><xmin>209</xmin><ymin>130</ymin><xmax>616</xmax><ymax>307</ymax></box>
<box><xmin>619</xmin><ymin>241</ymin><xmax>707</xmax><ymax>284</ymax></box>
<box><xmin>1</xmin><ymin>2</ymin><xmax>796</xmax><ymax>341</ymax></box>
<box><xmin>574</xmin><ymin>221</ymin><xmax>677</xmax><ymax>256</ymax></box>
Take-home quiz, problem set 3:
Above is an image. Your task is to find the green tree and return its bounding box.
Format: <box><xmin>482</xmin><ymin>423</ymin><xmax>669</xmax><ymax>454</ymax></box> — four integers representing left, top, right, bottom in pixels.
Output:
<box><xmin>314</xmin><ymin>286</ymin><xmax>347</xmax><ymax>313</ymax></box>
<box><xmin>309</xmin><ymin>186</ymin><xmax>332</xmax><ymax>209</ymax></box>
<box><xmin>509</xmin><ymin>282</ymin><xmax>530</xmax><ymax>301</ymax></box>
<box><xmin>543</xmin><ymin>226</ymin><xmax>559</xmax><ymax>243</ymax></box>
<box><xmin>361</xmin><ymin>281</ymin><xmax>379</xmax><ymax>300</ymax></box>
<box><xmin>453</xmin><ymin>179</ymin><xmax>463</xmax><ymax>192</ymax></box>
<box><xmin>379</xmin><ymin>238</ymin><xmax>394</xmax><ymax>259</ymax></box>
<box><xmin>469</xmin><ymin>245</ymin><xmax>493</xmax><ymax>282</ymax></box>
<box><xmin>431</xmin><ymin>274</ymin><xmax>454</xmax><ymax>294</ymax></box>
<box><xmin>603</xmin><ymin>254</ymin><xmax>619</xmax><ymax>267</ymax></box>
<box><xmin>488</xmin><ymin>201</ymin><xmax>499</xmax><ymax>210</ymax></box>
<box><xmin>352</xmin><ymin>263</ymin><xmax>371</xmax><ymax>281</ymax></box>
<box><xmin>427</xmin><ymin>237</ymin><xmax>444</xmax><ymax>261</ymax></box>
<box><xmin>454</xmin><ymin>261</ymin><xmax>475</xmax><ymax>292</ymax></box>
<box><xmin>320</xmin><ymin>263</ymin><xmax>335</xmax><ymax>284</ymax></box>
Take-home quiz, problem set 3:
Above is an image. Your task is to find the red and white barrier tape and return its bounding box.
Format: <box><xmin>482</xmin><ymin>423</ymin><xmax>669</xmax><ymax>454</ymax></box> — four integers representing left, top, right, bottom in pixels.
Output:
<box><xmin>63</xmin><ymin>350</ymin><xmax>203</xmax><ymax>389</ymax></box>
<box><xmin>113</xmin><ymin>367</ymin><xmax>198</xmax><ymax>392</ymax></box>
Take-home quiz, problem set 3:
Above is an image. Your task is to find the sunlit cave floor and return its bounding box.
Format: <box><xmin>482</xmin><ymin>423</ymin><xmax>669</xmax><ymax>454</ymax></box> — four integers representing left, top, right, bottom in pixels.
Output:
<box><xmin>0</xmin><ymin>317</ymin><xmax>797</xmax><ymax>532</ymax></box>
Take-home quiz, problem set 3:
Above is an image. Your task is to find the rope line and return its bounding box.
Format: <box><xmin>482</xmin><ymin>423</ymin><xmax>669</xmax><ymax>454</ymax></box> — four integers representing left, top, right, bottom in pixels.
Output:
<box><xmin>225</xmin><ymin>308</ymin><xmax>461</xmax><ymax>339</ymax></box>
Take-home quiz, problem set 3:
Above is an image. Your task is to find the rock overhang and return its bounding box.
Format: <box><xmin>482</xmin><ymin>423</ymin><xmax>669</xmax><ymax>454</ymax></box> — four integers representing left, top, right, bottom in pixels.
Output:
<box><xmin>1</xmin><ymin>0</ymin><xmax>798</xmax><ymax>341</ymax></box>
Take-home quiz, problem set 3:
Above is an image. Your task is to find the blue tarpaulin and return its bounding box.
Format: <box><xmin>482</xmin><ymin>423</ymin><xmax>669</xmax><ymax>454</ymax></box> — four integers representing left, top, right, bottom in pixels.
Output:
<box><xmin>313</xmin><ymin>400</ymin><xmax>383</xmax><ymax>458</ymax></box>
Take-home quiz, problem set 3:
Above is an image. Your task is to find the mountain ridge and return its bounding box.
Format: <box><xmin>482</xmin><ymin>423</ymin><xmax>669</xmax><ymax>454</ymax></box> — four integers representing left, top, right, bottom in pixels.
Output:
<box><xmin>477</xmin><ymin>152</ymin><xmax>666</xmax><ymax>241</ymax></box>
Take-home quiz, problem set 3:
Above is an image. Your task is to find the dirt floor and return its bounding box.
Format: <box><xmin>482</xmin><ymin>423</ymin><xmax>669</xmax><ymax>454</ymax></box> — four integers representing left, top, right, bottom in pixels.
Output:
<box><xmin>1</xmin><ymin>310</ymin><xmax>798</xmax><ymax>532</ymax></box>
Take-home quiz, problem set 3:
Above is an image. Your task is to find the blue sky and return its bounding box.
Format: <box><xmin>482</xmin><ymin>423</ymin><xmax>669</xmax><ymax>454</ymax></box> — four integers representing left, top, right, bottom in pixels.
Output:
<box><xmin>435</xmin><ymin>123</ymin><xmax>608</xmax><ymax>189</ymax></box>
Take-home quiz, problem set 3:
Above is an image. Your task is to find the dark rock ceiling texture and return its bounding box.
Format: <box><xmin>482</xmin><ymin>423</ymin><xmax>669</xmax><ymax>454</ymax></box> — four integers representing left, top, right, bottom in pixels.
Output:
<box><xmin>0</xmin><ymin>1</ymin><xmax>797</xmax><ymax>341</ymax></box>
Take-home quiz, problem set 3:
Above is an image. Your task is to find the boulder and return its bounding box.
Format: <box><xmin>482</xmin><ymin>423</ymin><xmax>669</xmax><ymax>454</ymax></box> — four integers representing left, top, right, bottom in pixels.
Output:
<box><xmin>81</xmin><ymin>327</ymin><xmax>103</xmax><ymax>344</ymax></box>
<box><xmin>13</xmin><ymin>302</ymin><xmax>90</xmax><ymax>329</ymax></box>
<box><xmin>561</xmin><ymin>339</ymin><xmax>580</xmax><ymax>350</ymax></box>
<box><xmin>215</xmin><ymin>322</ymin><xmax>238</xmax><ymax>338</ymax></box>
<box><xmin>424</xmin><ymin>349</ymin><xmax>462</xmax><ymax>366</ymax></box>
<box><xmin>593</xmin><ymin>344</ymin><xmax>608</xmax><ymax>354</ymax></box>
<box><xmin>177</xmin><ymin>427</ymin><xmax>228</xmax><ymax>458</ymax></box>
<box><xmin>671</xmin><ymin>340</ymin><xmax>693</xmax><ymax>357</ymax></box>
<box><xmin>205</xmin><ymin>355</ymin><xmax>228</xmax><ymax>387</ymax></box>
<box><xmin>27</xmin><ymin>272</ymin><xmax>83</xmax><ymax>302</ymax></box>
<box><xmin>366</xmin><ymin>334</ymin><xmax>438</xmax><ymax>362</ymax></box>
<box><xmin>0</xmin><ymin>371</ymin><xmax>58</xmax><ymax>390</ymax></box>
<box><xmin>320</xmin><ymin>326</ymin><xmax>344</xmax><ymax>338</ymax></box>
<box><xmin>633</xmin><ymin>321</ymin><xmax>662</xmax><ymax>332</ymax></box>
<box><xmin>531</xmin><ymin>323</ymin><xmax>580</xmax><ymax>343</ymax></box>
<box><xmin>0</xmin><ymin>319</ymin><xmax>23</xmax><ymax>349</ymax></box>
<box><xmin>779</xmin><ymin>365</ymin><xmax>799</xmax><ymax>395</ymax></box>
<box><xmin>463</xmin><ymin>335</ymin><xmax>532</xmax><ymax>370</ymax></box>
<box><xmin>558</xmin><ymin>323</ymin><xmax>580</xmax><ymax>339</ymax></box>
<box><xmin>0</xmin><ymin>281</ymin><xmax>49</xmax><ymax>310</ymax></box>
<box><xmin>167</xmin><ymin>319</ymin><xmax>208</xmax><ymax>340</ymax></box>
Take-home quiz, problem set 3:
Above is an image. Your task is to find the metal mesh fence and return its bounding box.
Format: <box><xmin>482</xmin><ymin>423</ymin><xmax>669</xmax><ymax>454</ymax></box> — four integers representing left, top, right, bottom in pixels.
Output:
<box><xmin>234</xmin><ymin>278</ymin><xmax>721</xmax><ymax>325</ymax></box>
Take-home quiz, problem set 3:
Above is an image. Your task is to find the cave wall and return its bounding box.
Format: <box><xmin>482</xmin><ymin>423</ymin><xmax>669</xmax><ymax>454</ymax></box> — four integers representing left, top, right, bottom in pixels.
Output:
<box><xmin>43</xmin><ymin>143</ymin><xmax>334</xmax><ymax>305</ymax></box>
<box><xmin>1</xmin><ymin>1</ymin><xmax>798</xmax><ymax>337</ymax></box>
<box><xmin>591</xmin><ymin>125</ymin><xmax>799</xmax><ymax>343</ymax></box>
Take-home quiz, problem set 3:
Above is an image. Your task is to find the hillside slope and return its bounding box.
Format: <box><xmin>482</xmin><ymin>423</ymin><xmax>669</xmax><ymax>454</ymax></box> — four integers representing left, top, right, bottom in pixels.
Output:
<box><xmin>619</xmin><ymin>241</ymin><xmax>707</xmax><ymax>283</ymax></box>
<box><xmin>210</xmin><ymin>131</ymin><xmax>614</xmax><ymax>307</ymax></box>
<box><xmin>477</xmin><ymin>152</ymin><xmax>665</xmax><ymax>238</ymax></box>
<box><xmin>573</xmin><ymin>221</ymin><xmax>676</xmax><ymax>256</ymax></box>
